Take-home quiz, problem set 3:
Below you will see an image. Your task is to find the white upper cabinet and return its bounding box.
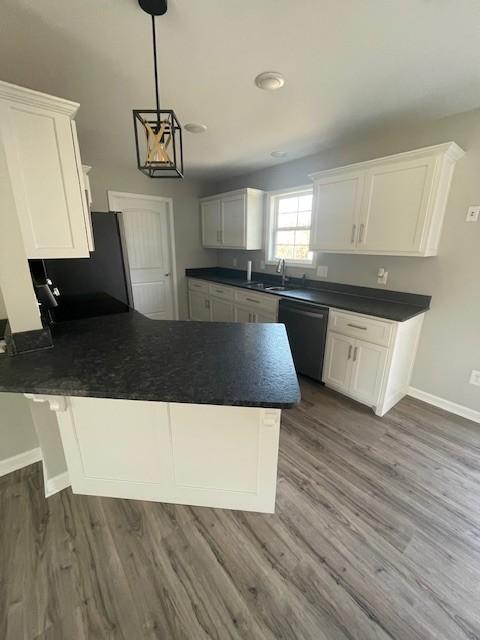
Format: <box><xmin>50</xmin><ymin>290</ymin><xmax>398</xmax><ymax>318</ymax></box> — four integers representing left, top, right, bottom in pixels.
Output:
<box><xmin>309</xmin><ymin>142</ymin><xmax>464</xmax><ymax>256</ymax></box>
<box><xmin>0</xmin><ymin>81</ymin><xmax>92</xmax><ymax>259</ymax></box>
<box><xmin>200</xmin><ymin>188</ymin><xmax>264</xmax><ymax>250</ymax></box>
<box><xmin>201</xmin><ymin>199</ymin><xmax>222</xmax><ymax>247</ymax></box>
<box><xmin>310</xmin><ymin>170</ymin><xmax>365</xmax><ymax>251</ymax></box>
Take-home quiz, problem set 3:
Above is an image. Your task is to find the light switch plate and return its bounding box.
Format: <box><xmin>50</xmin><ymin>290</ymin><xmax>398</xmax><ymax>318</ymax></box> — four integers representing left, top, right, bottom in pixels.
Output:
<box><xmin>316</xmin><ymin>265</ymin><xmax>328</xmax><ymax>278</ymax></box>
<box><xmin>232</xmin><ymin>258</ymin><xmax>237</xmax><ymax>267</ymax></box>
<box><xmin>469</xmin><ymin>370</ymin><xmax>480</xmax><ymax>386</ymax></box>
<box><xmin>260</xmin><ymin>261</ymin><xmax>265</xmax><ymax>270</ymax></box>
<box><xmin>466</xmin><ymin>206</ymin><xmax>480</xmax><ymax>222</ymax></box>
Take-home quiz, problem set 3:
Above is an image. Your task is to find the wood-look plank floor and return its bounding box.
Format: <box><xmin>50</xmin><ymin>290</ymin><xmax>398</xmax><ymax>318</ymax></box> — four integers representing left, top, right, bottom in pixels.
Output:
<box><xmin>2</xmin><ymin>378</ymin><xmax>480</xmax><ymax>639</ymax></box>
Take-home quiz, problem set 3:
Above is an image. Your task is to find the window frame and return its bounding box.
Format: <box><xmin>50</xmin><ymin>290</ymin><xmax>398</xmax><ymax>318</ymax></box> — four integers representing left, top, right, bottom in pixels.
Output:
<box><xmin>265</xmin><ymin>184</ymin><xmax>316</xmax><ymax>268</ymax></box>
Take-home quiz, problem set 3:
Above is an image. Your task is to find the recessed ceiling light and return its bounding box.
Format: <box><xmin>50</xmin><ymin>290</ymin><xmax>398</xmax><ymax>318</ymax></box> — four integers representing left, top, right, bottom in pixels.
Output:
<box><xmin>254</xmin><ymin>71</ymin><xmax>285</xmax><ymax>91</ymax></box>
<box><xmin>271</xmin><ymin>151</ymin><xmax>288</xmax><ymax>158</ymax></box>
<box><xmin>184</xmin><ymin>123</ymin><xmax>208</xmax><ymax>133</ymax></box>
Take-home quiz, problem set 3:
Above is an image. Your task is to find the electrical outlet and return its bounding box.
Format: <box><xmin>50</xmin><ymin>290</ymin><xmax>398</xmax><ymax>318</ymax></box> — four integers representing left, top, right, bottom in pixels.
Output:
<box><xmin>316</xmin><ymin>265</ymin><xmax>328</xmax><ymax>278</ymax></box>
<box><xmin>232</xmin><ymin>258</ymin><xmax>237</xmax><ymax>267</ymax></box>
<box><xmin>377</xmin><ymin>267</ymin><xmax>388</xmax><ymax>285</ymax></box>
<box><xmin>466</xmin><ymin>206</ymin><xmax>480</xmax><ymax>222</ymax></box>
<box><xmin>260</xmin><ymin>261</ymin><xmax>266</xmax><ymax>270</ymax></box>
<box><xmin>469</xmin><ymin>370</ymin><xmax>480</xmax><ymax>386</ymax></box>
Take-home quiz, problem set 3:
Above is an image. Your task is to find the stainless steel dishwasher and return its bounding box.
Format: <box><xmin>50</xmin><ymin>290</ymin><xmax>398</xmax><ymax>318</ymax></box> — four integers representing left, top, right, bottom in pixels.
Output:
<box><xmin>278</xmin><ymin>299</ymin><xmax>329</xmax><ymax>382</ymax></box>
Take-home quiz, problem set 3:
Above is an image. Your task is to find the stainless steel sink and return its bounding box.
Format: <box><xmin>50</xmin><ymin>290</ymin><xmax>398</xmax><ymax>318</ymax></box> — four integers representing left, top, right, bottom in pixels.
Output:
<box><xmin>265</xmin><ymin>286</ymin><xmax>291</xmax><ymax>292</ymax></box>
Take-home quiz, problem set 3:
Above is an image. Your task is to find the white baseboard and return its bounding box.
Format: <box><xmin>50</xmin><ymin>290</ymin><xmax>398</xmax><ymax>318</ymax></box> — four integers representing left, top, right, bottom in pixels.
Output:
<box><xmin>0</xmin><ymin>447</ymin><xmax>42</xmax><ymax>478</ymax></box>
<box><xmin>408</xmin><ymin>387</ymin><xmax>480</xmax><ymax>424</ymax></box>
<box><xmin>45</xmin><ymin>470</ymin><xmax>70</xmax><ymax>497</ymax></box>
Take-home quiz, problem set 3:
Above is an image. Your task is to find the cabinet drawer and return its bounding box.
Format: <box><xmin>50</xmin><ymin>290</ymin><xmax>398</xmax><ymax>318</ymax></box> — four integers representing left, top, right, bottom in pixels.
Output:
<box><xmin>188</xmin><ymin>279</ymin><xmax>209</xmax><ymax>293</ymax></box>
<box><xmin>234</xmin><ymin>289</ymin><xmax>278</xmax><ymax>312</ymax></box>
<box><xmin>209</xmin><ymin>283</ymin><xmax>234</xmax><ymax>301</ymax></box>
<box><xmin>328</xmin><ymin>310</ymin><xmax>393</xmax><ymax>347</ymax></box>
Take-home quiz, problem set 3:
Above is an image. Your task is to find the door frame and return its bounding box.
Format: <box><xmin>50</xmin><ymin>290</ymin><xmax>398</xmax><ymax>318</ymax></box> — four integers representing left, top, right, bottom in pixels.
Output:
<box><xmin>107</xmin><ymin>190</ymin><xmax>179</xmax><ymax>320</ymax></box>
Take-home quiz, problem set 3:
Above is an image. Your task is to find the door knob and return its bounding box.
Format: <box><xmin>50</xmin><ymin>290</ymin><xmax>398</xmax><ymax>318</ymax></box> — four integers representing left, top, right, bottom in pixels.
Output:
<box><xmin>164</xmin><ymin>273</ymin><xmax>170</xmax><ymax>277</ymax></box>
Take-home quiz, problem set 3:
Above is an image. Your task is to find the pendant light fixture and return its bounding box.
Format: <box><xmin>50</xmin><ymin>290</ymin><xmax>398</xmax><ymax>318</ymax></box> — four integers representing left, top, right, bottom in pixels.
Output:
<box><xmin>133</xmin><ymin>0</ymin><xmax>184</xmax><ymax>178</ymax></box>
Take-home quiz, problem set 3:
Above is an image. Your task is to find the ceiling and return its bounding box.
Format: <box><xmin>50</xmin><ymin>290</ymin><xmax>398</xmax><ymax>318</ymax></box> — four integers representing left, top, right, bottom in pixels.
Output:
<box><xmin>1</xmin><ymin>0</ymin><xmax>480</xmax><ymax>179</ymax></box>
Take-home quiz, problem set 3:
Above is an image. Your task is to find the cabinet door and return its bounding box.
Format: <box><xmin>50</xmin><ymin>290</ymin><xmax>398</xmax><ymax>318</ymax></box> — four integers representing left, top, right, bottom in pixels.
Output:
<box><xmin>349</xmin><ymin>341</ymin><xmax>387</xmax><ymax>406</ymax></box>
<box><xmin>0</xmin><ymin>102</ymin><xmax>90</xmax><ymax>258</ymax></box>
<box><xmin>234</xmin><ymin>304</ymin><xmax>255</xmax><ymax>323</ymax></box>
<box><xmin>188</xmin><ymin>290</ymin><xmax>211</xmax><ymax>321</ymax></box>
<box><xmin>311</xmin><ymin>171</ymin><xmax>364</xmax><ymax>251</ymax></box>
<box><xmin>359</xmin><ymin>156</ymin><xmax>436</xmax><ymax>253</ymax></box>
<box><xmin>211</xmin><ymin>297</ymin><xmax>235</xmax><ymax>322</ymax></box>
<box><xmin>201</xmin><ymin>200</ymin><xmax>221</xmax><ymax>247</ymax></box>
<box><xmin>221</xmin><ymin>194</ymin><xmax>246</xmax><ymax>248</ymax></box>
<box><xmin>323</xmin><ymin>333</ymin><xmax>353</xmax><ymax>391</ymax></box>
<box><xmin>254</xmin><ymin>310</ymin><xmax>278</xmax><ymax>323</ymax></box>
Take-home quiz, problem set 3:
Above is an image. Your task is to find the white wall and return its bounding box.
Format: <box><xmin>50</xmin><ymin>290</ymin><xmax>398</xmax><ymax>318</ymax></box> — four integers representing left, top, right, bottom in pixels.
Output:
<box><xmin>0</xmin><ymin>393</ymin><xmax>39</xmax><ymax>467</ymax></box>
<box><xmin>210</xmin><ymin>108</ymin><xmax>480</xmax><ymax>412</ymax></box>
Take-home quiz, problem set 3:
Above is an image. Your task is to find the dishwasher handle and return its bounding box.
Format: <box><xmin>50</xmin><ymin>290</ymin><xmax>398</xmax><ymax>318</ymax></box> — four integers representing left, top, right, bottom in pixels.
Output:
<box><xmin>280</xmin><ymin>306</ymin><xmax>326</xmax><ymax>320</ymax></box>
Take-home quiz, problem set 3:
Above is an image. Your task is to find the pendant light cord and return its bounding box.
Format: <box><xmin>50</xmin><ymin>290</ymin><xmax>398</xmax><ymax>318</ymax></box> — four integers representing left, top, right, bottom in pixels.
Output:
<box><xmin>151</xmin><ymin>15</ymin><xmax>160</xmax><ymax>114</ymax></box>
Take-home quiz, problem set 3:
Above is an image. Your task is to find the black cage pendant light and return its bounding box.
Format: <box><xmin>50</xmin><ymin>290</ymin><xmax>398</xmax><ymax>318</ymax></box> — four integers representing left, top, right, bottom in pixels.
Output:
<box><xmin>133</xmin><ymin>0</ymin><xmax>184</xmax><ymax>178</ymax></box>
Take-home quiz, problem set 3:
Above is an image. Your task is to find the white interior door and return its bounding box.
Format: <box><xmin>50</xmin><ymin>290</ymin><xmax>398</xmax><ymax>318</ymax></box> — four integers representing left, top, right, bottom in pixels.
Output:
<box><xmin>108</xmin><ymin>192</ymin><xmax>177</xmax><ymax>320</ymax></box>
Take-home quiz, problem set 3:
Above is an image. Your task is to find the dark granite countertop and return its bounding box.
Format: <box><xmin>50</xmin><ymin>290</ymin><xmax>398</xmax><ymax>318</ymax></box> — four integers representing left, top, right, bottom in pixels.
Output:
<box><xmin>0</xmin><ymin>310</ymin><xmax>300</xmax><ymax>408</ymax></box>
<box><xmin>186</xmin><ymin>268</ymin><xmax>431</xmax><ymax>322</ymax></box>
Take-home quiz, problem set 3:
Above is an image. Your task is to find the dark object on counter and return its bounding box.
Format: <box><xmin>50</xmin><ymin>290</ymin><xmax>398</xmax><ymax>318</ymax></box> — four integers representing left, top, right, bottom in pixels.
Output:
<box><xmin>3</xmin><ymin>320</ymin><xmax>53</xmax><ymax>356</ymax></box>
<box><xmin>0</xmin><ymin>311</ymin><xmax>300</xmax><ymax>408</ymax></box>
<box><xmin>186</xmin><ymin>267</ymin><xmax>431</xmax><ymax>322</ymax></box>
<box><xmin>278</xmin><ymin>300</ymin><xmax>329</xmax><ymax>382</ymax></box>
<box><xmin>52</xmin><ymin>293</ymin><xmax>130</xmax><ymax>322</ymax></box>
<box><xmin>44</xmin><ymin>212</ymin><xmax>130</xmax><ymax>309</ymax></box>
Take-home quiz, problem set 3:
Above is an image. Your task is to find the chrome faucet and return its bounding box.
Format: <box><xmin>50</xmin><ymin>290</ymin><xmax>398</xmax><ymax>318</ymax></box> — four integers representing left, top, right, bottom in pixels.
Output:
<box><xmin>276</xmin><ymin>258</ymin><xmax>288</xmax><ymax>287</ymax></box>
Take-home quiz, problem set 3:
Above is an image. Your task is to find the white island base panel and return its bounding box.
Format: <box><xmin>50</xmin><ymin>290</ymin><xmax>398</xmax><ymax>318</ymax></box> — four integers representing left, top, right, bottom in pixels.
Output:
<box><xmin>27</xmin><ymin>395</ymin><xmax>281</xmax><ymax>514</ymax></box>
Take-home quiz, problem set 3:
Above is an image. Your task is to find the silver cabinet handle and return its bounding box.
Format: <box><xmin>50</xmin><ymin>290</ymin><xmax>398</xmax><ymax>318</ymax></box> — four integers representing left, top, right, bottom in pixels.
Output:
<box><xmin>348</xmin><ymin>345</ymin><xmax>352</xmax><ymax>360</ymax></box>
<box><xmin>205</xmin><ymin>299</ymin><xmax>210</xmax><ymax>309</ymax></box>
<box><xmin>358</xmin><ymin>223</ymin><xmax>365</xmax><ymax>243</ymax></box>
<box><xmin>245</xmin><ymin>297</ymin><xmax>260</xmax><ymax>304</ymax></box>
<box><xmin>351</xmin><ymin>224</ymin><xmax>356</xmax><ymax>243</ymax></box>
<box><xmin>347</xmin><ymin>323</ymin><xmax>367</xmax><ymax>330</ymax></box>
<box><xmin>353</xmin><ymin>346</ymin><xmax>358</xmax><ymax>362</ymax></box>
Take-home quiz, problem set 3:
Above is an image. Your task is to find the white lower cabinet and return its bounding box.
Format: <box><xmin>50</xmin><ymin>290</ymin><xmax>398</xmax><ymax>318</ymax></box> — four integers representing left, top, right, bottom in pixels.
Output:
<box><xmin>188</xmin><ymin>289</ymin><xmax>211</xmax><ymax>321</ymax></box>
<box><xmin>323</xmin><ymin>333</ymin><xmax>353</xmax><ymax>391</ymax></box>
<box><xmin>234</xmin><ymin>304</ymin><xmax>254</xmax><ymax>323</ymax></box>
<box><xmin>325</xmin><ymin>334</ymin><xmax>387</xmax><ymax>406</ymax></box>
<box><xmin>211</xmin><ymin>297</ymin><xmax>235</xmax><ymax>322</ymax></box>
<box><xmin>323</xmin><ymin>309</ymin><xmax>424</xmax><ymax>416</ymax></box>
<box><xmin>349</xmin><ymin>341</ymin><xmax>388</xmax><ymax>405</ymax></box>
<box><xmin>188</xmin><ymin>279</ymin><xmax>279</xmax><ymax>324</ymax></box>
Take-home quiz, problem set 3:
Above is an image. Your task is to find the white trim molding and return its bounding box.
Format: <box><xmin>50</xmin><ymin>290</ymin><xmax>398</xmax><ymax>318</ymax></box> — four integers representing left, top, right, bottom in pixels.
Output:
<box><xmin>408</xmin><ymin>387</ymin><xmax>480</xmax><ymax>424</ymax></box>
<box><xmin>0</xmin><ymin>447</ymin><xmax>42</xmax><ymax>478</ymax></box>
<box><xmin>44</xmin><ymin>468</ymin><xmax>70</xmax><ymax>497</ymax></box>
<box><xmin>0</xmin><ymin>79</ymin><xmax>79</xmax><ymax>117</ymax></box>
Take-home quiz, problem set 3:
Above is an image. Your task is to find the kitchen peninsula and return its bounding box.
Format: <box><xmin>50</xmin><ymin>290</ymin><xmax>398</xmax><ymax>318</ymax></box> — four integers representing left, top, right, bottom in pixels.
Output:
<box><xmin>0</xmin><ymin>310</ymin><xmax>300</xmax><ymax>513</ymax></box>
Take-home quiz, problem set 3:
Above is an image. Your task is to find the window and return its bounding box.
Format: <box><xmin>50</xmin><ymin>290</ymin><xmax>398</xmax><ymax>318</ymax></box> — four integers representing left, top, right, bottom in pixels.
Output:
<box><xmin>266</xmin><ymin>186</ymin><xmax>315</xmax><ymax>266</ymax></box>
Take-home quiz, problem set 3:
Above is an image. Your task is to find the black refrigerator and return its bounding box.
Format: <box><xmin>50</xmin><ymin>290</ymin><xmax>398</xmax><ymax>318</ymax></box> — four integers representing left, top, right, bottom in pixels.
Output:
<box><xmin>40</xmin><ymin>212</ymin><xmax>131</xmax><ymax>322</ymax></box>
